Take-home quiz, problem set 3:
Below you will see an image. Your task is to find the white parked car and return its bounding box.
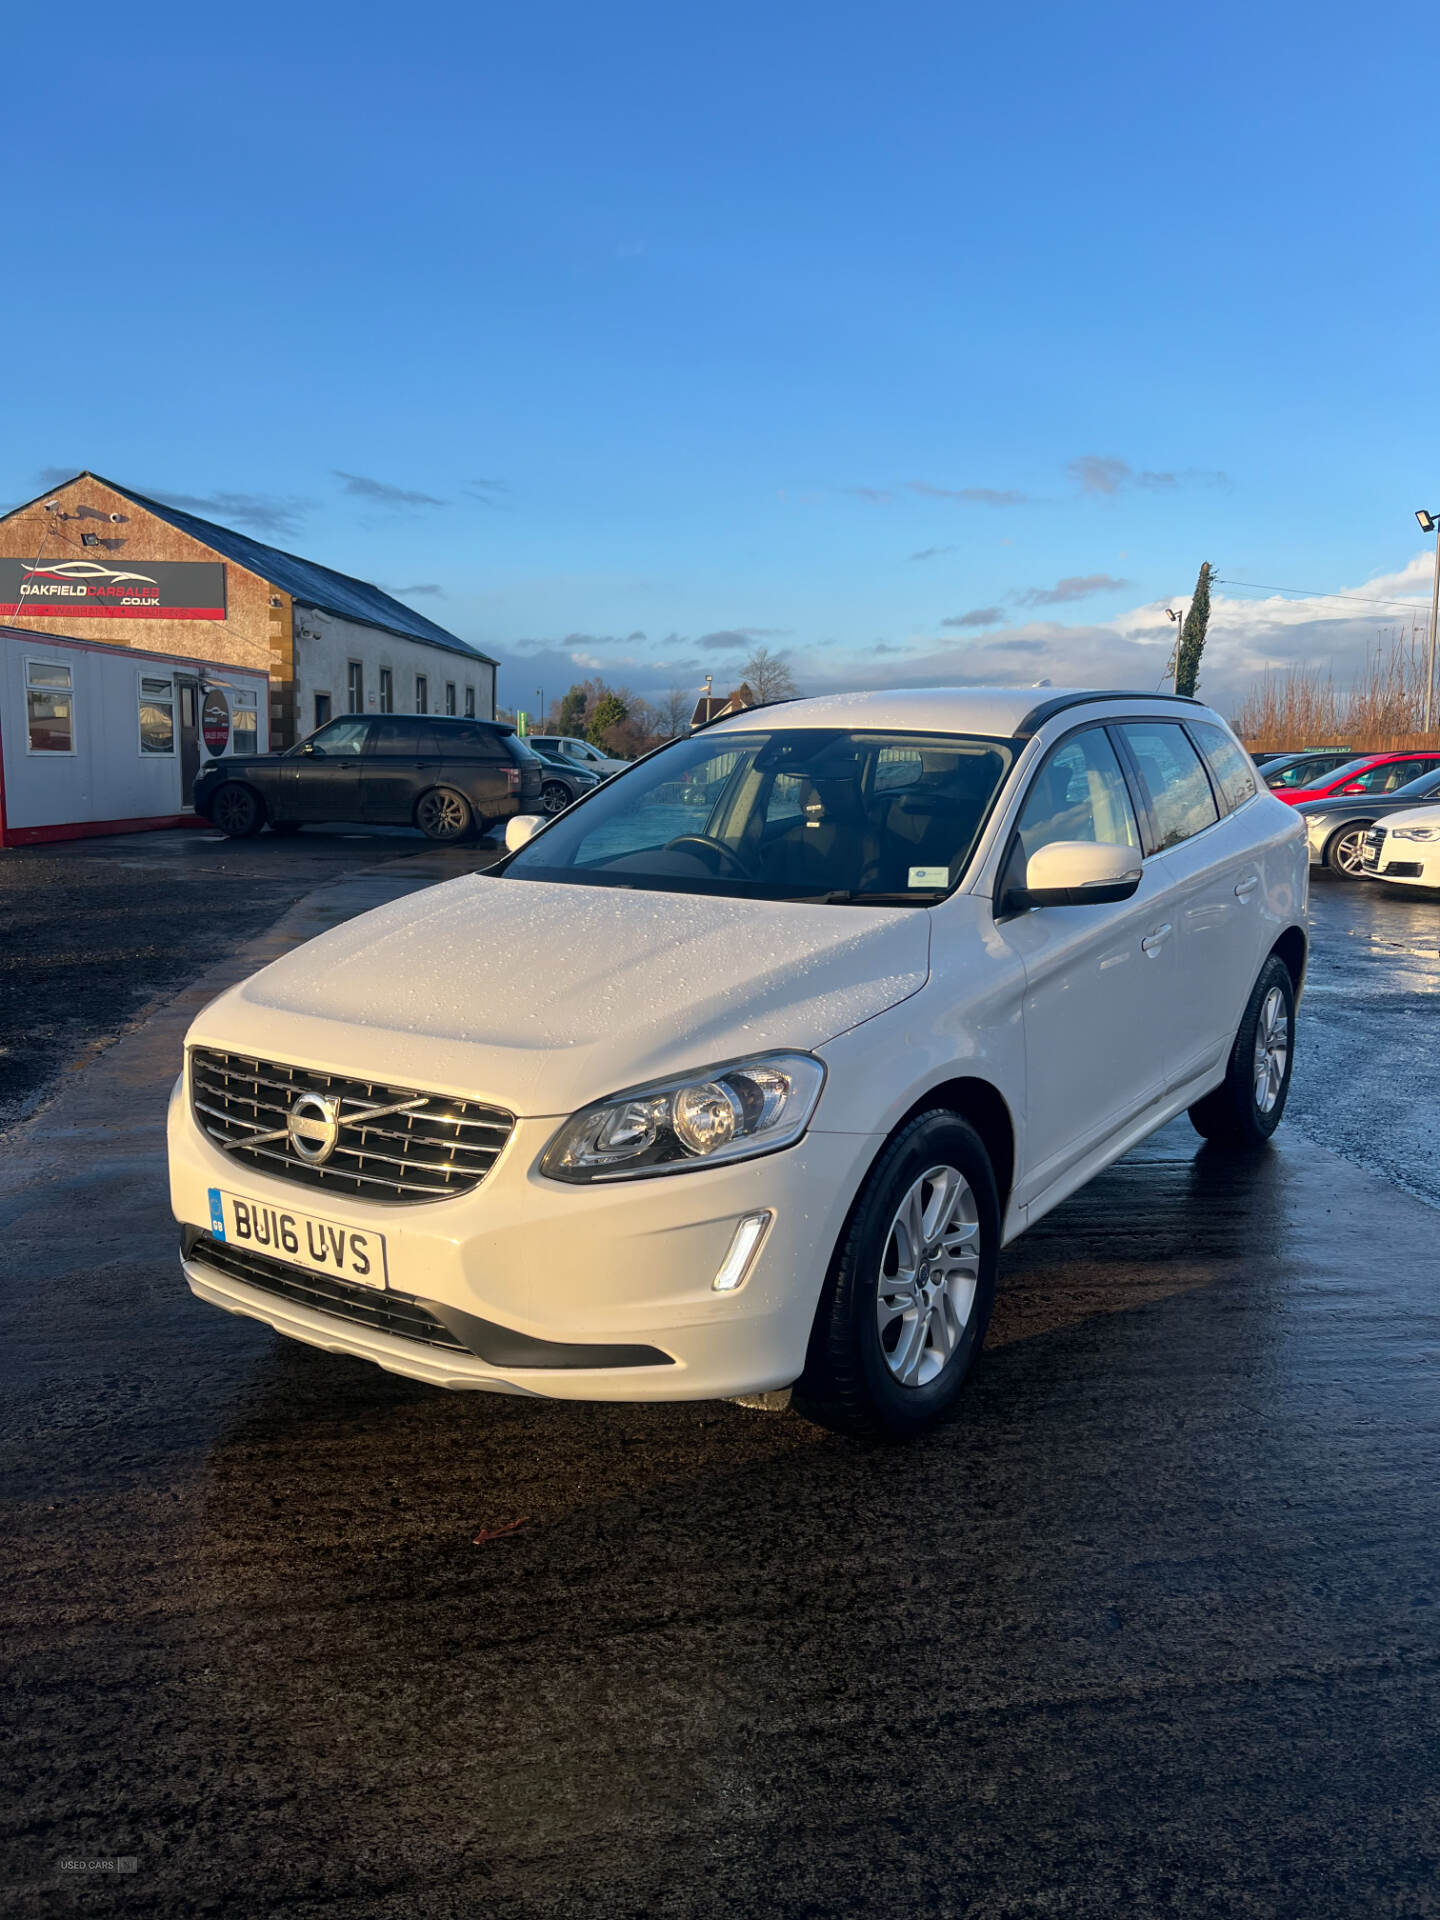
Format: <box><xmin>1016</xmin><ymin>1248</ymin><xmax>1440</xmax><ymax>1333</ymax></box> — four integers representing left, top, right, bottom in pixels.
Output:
<box><xmin>169</xmin><ymin>688</ymin><xmax>1307</xmax><ymax>1438</ymax></box>
<box><xmin>526</xmin><ymin>734</ymin><xmax>630</xmax><ymax>778</ymax></box>
<box><xmin>1359</xmin><ymin>802</ymin><xmax>1440</xmax><ymax>887</ymax></box>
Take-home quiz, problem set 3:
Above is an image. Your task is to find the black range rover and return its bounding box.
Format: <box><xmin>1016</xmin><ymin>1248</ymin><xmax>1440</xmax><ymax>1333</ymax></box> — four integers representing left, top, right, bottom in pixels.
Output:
<box><xmin>194</xmin><ymin>714</ymin><xmax>546</xmax><ymax>841</ymax></box>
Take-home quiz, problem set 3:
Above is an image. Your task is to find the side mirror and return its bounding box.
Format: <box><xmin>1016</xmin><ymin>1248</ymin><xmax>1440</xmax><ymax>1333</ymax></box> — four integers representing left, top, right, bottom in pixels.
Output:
<box><xmin>1339</xmin><ymin>783</ymin><xmax>1366</xmax><ymax>795</ymax></box>
<box><xmin>1020</xmin><ymin>840</ymin><xmax>1143</xmax><ymax>909</ymax></box>
<box><xmin>301</xmin><ymin>742</ymin><xmax>321</xmax><ymax>756</ymax></box>
<box><xmin>505</xmin><ymin>814</ymin><xmax>546</xmax><ymax>851</ymax></box>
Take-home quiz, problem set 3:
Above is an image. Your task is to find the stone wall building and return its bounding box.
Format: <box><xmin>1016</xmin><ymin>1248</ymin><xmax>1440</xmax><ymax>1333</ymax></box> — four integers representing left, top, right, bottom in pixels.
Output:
<box><xmin>0</xmin><ymin>472</ymin><xmax>496</xmax><ymax>749</ymax></box>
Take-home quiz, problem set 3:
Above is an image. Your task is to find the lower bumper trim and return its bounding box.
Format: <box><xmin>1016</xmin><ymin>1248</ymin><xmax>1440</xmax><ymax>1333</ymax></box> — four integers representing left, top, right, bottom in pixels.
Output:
<box><xmin>181</xmin><ymin>1229</ymin><xmax>674</xmax><ymax>1370</ymax></box>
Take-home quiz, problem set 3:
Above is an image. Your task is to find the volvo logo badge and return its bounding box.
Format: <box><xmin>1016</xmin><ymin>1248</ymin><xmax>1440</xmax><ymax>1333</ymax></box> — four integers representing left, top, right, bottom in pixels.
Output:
<box><xmin>286</xmin><ymin>1091</ymin><xmax>342</xmax><ymax>1164</ymax></box>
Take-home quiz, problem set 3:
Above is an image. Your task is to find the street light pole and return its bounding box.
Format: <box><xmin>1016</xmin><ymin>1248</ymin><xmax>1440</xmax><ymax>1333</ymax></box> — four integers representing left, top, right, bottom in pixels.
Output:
<box><xmin>1419</xmin><ymin>512</ymin><xmax>1440</xmax><ymax>736</ymax></box>
<box><xmin>1165</xmin><ymin>606</ymin><xmax>1185</xmax><ymax>693</ymax></box>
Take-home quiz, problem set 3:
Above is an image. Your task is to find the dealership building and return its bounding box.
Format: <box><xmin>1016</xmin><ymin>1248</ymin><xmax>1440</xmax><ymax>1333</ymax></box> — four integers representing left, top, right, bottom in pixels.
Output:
<box><xmin>0</xmin><ymin>471</ymin><xmax>497</xmax><ymax>754</ymax></box>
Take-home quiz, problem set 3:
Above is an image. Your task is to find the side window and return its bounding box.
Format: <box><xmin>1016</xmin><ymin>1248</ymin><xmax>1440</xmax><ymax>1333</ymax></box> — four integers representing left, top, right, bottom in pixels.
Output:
<box><xmin>232</xmin><ymin>689</ymin><xmax>259</xmax><ymax>753</ymax></box>
<box><xmin>139</xmin><ymin>675</ymin><xmax>175</xmax><ymax>755</ymax></box>
<box><xmin>1189</xmin><ymin>720</ymin><xmax>1257</xmax><ymax>812</ymax></box>
<box><xmin>765</xmin><ymin>771</ymin><xmax>807</xmax><ymax>824</ymax></box>
<box><xmin>1014</xmin><ymin>728</ymin><xmax>1140</xmax><ymax>862</ymax></box>
<box><xmin>306</xmin><ymin>716</ymin><xmax>370</xmax><ymax>755</ymax></box>
<box><xmin>371</xmin><ymin>717</ymin><xmax>423</xmax><ymax>755</ymax></box>
<box><xmin>1353</xmin><ymin>762</ymin><xmax>1402</xmax><ymax>791</ymax></box>
<box><xmin>26</xmin><ymin>660</ymin><xmax>74</xmax><ymax>753</ymax></box>
<box><xmin>439</xmin><ymin>721</ymin><xmax>508</xmax><ymax>759</ymax></box>
<box><xmin>1118</xmin><ymin>722</ymin><xmax>1220</xmax><ymax>850</ymax></box>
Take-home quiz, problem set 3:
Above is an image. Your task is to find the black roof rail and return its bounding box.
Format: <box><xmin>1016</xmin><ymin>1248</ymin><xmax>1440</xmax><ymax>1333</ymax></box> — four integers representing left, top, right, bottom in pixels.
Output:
<box><xmin>1014</xmin><ymin>688</ymin><xmax>1204</xmax><ymax>740</ymax></box>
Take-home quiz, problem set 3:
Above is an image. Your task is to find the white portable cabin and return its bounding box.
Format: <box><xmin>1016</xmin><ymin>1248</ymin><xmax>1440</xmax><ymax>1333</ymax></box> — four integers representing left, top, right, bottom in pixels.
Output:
<box><xmin>0</xmin><ymin>625</ymin><xmax>270</xmax><ymax>848</ymax></box>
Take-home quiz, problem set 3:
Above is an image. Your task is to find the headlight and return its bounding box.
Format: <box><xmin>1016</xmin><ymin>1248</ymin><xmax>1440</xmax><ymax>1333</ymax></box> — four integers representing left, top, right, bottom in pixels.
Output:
<box><xmin>1390</xmin><ymin>826</ymin><xmax>1440</xmax><ymax>841</ymax></box>
<box><xmin>540</xmin><ymin>1052</ymin><xmax>826</xmax><ymax>1182</ymax></box>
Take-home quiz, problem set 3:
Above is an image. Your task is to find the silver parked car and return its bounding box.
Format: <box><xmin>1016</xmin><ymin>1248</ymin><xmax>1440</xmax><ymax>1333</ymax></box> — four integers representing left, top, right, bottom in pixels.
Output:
<box><xmin>1297</xmin><ymin>765</ymin><xmax>1440</xmax><ymax>876</ymax></box>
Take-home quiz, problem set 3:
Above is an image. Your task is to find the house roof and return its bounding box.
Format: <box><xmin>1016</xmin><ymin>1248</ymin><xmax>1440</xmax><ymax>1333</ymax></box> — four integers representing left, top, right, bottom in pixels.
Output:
<box><xmin>10</xmin><ymin>472</ymin><xmax>496</xmax><ymax>664</ymax></box>
<box><xmin>690</xmin><ymin>682</ymin><xmax>757</xmax><ymax>727</ymax></box>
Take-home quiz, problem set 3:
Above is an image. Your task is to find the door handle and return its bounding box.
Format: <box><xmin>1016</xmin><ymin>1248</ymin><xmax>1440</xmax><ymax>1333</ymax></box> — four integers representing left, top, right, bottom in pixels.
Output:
<box><xmin>1140</xmin><ymin>923</ymin><xmax>1173</xmax><ymax>954</ymax></box>
<box><xmin>1234</xmin><ymin>874</ymin><xmax>1260</xmax><ymax>899</ymax></box>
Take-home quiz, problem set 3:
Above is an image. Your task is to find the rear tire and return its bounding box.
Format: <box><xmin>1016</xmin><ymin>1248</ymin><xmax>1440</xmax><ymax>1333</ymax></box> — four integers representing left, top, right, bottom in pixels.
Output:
<box><xmin>415</xmin><ymin>787</ymin><xmax>473</xmax><ymax>842</ymax></box>
<box><xmin>541</xmin><ymin>779</ymin><xmax>572</xmax><ymax>816</ymax></box>
<box><xmin>1323</xmin><ymin>823</ymin><xmax>1371</xmax><ymax>878</ymax></box>
<box><xmin>209</xmin><ymin>783</ymin><xmax>264</xmax><ymax>837</ymax></box>
<box><xmin>1188</xmin><ymin>954</ymin><xmax>1295</xmax><ymax>1148</ymax></box>
<box><xmin>792</xmin><ymin>1111</ymin><xmax>999</xmax><ymax>1440</ymax></box>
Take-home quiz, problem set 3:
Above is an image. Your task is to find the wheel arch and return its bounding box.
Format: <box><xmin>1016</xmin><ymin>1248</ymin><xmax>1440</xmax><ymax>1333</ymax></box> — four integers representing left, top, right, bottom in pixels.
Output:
<box><xmin>888</xmin><ymin>1075</ymin><xmax>1016</xmax><ymax>1219</ymax></box>
<box><xmin>1269</xmin><ymin>923</ymin><xmax>1308</xmax><ymax>997</ymax></box>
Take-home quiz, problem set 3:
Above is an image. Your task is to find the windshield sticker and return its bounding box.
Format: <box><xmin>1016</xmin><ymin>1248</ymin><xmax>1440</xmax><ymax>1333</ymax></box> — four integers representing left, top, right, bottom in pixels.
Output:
<box><xmin>908</xmin><ymin>866</ymin><xmax>949</xmax><ymax>888</ymax></box>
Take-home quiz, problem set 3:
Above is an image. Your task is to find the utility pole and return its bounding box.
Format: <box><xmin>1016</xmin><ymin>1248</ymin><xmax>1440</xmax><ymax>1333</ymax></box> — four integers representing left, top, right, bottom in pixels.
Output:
<box><xmin>1164</xmin><ymin>606</ymin><xmax>1184</xmax><ymax>692</ymax></box>
<box><xmin>1419</xmin><ymin>511</ymin><xmax>1440</xmax><ymax>735</ymax></box>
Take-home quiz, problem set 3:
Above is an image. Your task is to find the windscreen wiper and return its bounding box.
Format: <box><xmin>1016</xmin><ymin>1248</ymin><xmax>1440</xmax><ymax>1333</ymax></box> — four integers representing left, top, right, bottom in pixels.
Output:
<box><xmin>807</xmin><ymin>889</ymin><xmax>947</xmax><ymax>905</ymax></box>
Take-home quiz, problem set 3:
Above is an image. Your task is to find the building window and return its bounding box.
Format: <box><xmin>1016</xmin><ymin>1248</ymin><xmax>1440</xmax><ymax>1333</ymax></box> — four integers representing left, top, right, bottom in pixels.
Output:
<box><xmin>26</xmin><ymin>660</ymin><xmax>73</xmax><ymax>754</ymax></box>
<box><xmin>232</xmin><ymin>689</ymin><xmax>258</xmax><ymax>754</ymax></box>
<box><xmin>445</xmin><ymin>681</ymin><xmax>457</xmax><ymax>716</ymax></box>
<box><xmin>415</xmin><ymin>674</ymin><xmax>428</xmax><ymax>714</ymax></box>
<box><xmin>464</xmin><ymin>685</ymin><xmax>475</xmax><ymax>717</ymax></box>
<box><xmin>139</xmin><ymin>675</ymin><xmax>176</xmax><ymax>755</ymax></box>
<box><xmin>347</xmin><ymin>661</ymin><xmax>364</xmax><ymax>713</ymax></box>
<box><xmin>314</xmin><ymin>692</ymin><xmax>332</xmax><ymax>729</ymax></box>
<box><xmin>379</xmin><ymin>667</ymin><xmax>393</xmax><ymax>713</ymax></box>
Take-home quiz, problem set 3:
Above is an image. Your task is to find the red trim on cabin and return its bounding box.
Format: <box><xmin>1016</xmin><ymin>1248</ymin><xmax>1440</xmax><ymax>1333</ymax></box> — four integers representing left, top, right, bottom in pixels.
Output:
<box><xmin>0</xmin><ymin>812</ymin><xmax>209</xmax><ymax>850</ymax></box>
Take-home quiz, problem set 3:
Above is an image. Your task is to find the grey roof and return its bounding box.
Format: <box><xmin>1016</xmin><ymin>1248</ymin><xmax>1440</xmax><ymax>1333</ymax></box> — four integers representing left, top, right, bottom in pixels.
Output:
<box><xmin>23</xmin><ymin>472</ymin><xmax>496</xmax><ymax>664</ymax></box>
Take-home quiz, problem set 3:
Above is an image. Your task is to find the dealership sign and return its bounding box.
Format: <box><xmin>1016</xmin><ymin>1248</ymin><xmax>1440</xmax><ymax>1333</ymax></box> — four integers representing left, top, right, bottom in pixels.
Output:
<box><xmin>0</xmin><ymin>559</ymin><xmax>227</xmax><ymax>621</ymax></box>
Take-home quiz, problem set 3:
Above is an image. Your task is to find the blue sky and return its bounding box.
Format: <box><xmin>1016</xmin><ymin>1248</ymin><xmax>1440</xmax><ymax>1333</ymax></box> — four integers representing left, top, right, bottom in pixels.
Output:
<box><xmin>6</xmin><ymin>0</ymin><xmax>1440</xmax><ymax>715</ymax></box>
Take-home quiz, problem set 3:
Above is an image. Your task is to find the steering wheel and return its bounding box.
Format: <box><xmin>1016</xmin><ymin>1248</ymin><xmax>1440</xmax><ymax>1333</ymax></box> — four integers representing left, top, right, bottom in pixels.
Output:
<box><xmin>663</xmin><ymin>833</ymin><xmax>756</xmax><ymax>879</ymax></box>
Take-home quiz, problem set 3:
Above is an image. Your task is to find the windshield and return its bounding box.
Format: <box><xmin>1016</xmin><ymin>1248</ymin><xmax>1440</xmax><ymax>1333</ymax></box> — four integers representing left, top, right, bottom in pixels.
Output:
<box><xmin>502</xmin><ymin>727</ymin><xmax>1015</xmax><ymax>903</ymax></box>
<box><xmin>1393</xmin><ymin>767</ymin><xmax>1440</xmax><ymax>798</ymax></box>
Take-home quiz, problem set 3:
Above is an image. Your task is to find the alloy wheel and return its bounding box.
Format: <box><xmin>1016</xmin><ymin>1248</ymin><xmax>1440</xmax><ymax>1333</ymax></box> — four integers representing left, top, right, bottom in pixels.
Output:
<box><xmin>1253</xmin><ymin>984</ymin><xmax>1290</xmax><ymax>1113</ymax></box>
<box><xmin>212</xmin><ymin>787</ymin><xmax>257</xmax><ymax>834</ymax></box>
<box><xmin>875</xmin><ymin>1164</ymin><xmax>981</xmax><ymax>1387</ymax></box>
<box><xmin>542</xmin><ymin>780</ymin><xmax>570</xmax><ymax>816</ymax></box>
<box><xmin>1330</xmin><ymin>827</ymin><xmax>1368</xmax><ymax>876</ymax></box>
<box><xmin>416</xmin><ymin>790</ymin><xmax>470</xmax><ymax>840</ymax></box>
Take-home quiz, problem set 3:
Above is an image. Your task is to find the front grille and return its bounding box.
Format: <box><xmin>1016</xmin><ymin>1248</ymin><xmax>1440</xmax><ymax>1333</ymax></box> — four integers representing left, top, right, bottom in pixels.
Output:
<box><xmin>187</xmin><ymin>1232</ymin><xmax>468</xmax><ymax>1351</ymax></box>
<box><xmin>1362</xmin><ymin>827</ymin><xmax>1385</xmax><ymax>869</ymax></box>
<box><xmin>1383</xmin><ymin>861</ymin><xmax>1424</xmax><ymax>878</ymax></box>
<box><xmin>190</xmin><ymin>1048</ymin><xmax>515</xmax><ymax>1204</ymax></box>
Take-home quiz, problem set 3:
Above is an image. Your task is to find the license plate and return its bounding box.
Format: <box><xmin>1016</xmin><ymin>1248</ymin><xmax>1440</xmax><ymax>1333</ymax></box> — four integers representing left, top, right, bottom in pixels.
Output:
<box><xmin>205</xmin><ymin>1187</ymin><xmax>387</xmax><ymax>1289</ymax></box>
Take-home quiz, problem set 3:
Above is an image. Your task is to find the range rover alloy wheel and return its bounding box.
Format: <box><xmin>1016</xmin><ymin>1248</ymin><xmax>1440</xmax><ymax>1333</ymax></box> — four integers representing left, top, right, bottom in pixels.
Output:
<box><xmin>210</xmin><ymin>783</ymin><xmax>264</xmax><ymax>837</ymax></box>
<box><xmin>415</xmin><ymin>787</ymin><xmax>473</xmax><ymax>842</ymax></box>
<box><xmin>1324</xmin><ymin>823</ymin><xmax>1371</xmax><ymax>877</ymax></box>
<box><xmin>794</xmin><ymin>1111</ymin><xmax>999</xmax><ymax>1439</ymax></box>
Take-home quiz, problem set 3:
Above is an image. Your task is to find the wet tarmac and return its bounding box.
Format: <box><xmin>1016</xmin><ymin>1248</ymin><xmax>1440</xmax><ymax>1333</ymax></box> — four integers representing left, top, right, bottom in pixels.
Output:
<box><xmin>2</xmin><ymin>860</ymin><xmax>1439</xmax><ymax>1916</ymax></box>
<box><xmin>0</xmin><ymin>825</ymin><xmax>502</xmax><ymax>1130</ymax></box>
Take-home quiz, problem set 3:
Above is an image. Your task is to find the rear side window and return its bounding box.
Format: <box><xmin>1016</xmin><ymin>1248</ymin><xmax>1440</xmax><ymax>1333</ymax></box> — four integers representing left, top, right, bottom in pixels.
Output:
<box><xmin>1014</xmin><ymin>728</ymin><xmax>1140</xmax><ymax>860</ymax></box>
<box><xmin>1189</xmin><ymin>721</ymin><xmax>1257</xmax><ymax>812</ymax></box>
<box><xmin>436</xmin><ymin>720</ymin><xmax>509</xmax><ymax>759</ymax></box>
<box><xmin>1119</xmin><ymin>722</ymin><xmax>1219</xmax><ymax>850</ymax></box>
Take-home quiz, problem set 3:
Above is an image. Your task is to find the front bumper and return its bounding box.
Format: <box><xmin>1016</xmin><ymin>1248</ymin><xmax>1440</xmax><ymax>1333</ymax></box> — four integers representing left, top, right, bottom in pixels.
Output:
<box><xmin>168</xmin><ymin>1073</ymin><xmax>876</xmax><ymax>1401</ymax></box>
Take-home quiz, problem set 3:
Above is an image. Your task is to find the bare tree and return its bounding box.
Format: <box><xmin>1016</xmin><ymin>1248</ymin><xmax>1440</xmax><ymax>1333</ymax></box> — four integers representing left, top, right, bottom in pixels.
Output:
<box><xmin>656</xmin><ymin>688</ymin><xmax>691</xmax><ymax>738</ymax></box>
<box><xmin>741</xmin><ymin>646</ymin><xmax>799</xmax><ymax>704</ymax></box>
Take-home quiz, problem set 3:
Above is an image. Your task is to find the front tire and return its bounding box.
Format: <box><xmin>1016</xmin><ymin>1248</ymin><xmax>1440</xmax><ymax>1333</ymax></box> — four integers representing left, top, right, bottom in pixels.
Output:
<box><xmin>1323</xmin><ymin>823</ymin><xmax>1371</xmax><ymax>878</ymax></box>
<box><xmin>415</xmin><ymin>787</ymin><xmax>473</xmax><ymax>842</ymax></box>
<box><xmin>1188</xmin><ymin>954</ymin><xmax>1296</xmax><ymax>1148</ymax></box>
<box><xmin>209</xmin><ymin>783</ymin><xmax>264</xmax><ymax>837</ymax></box>
<box><xmin>793</xmin><ymin>1112</ymin><xmax>999</xmax><ymax>1440</ymax></box>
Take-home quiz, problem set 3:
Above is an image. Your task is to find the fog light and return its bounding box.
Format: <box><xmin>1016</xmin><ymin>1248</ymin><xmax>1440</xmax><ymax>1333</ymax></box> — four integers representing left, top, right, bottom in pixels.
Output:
<box><xmin>713</xmin><ymin>1211</ymin><xmax>772</xmax><ymax>1291</ymax></box>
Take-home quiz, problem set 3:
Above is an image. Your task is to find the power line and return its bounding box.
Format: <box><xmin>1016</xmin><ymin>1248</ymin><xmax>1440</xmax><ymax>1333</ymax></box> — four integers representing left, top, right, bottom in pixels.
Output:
<box><xmin>1216</xmin><ymin>577</ymin><xmax>1427</xmax><ymax>613</ymax></box>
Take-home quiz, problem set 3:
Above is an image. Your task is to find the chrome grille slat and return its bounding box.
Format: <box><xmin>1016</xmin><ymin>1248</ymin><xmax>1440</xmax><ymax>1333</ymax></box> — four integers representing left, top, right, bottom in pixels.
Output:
<box><xmin>190</xmin><ymin>1047</ymin><xmax>515</xmax><ymax>1205</ymax></box>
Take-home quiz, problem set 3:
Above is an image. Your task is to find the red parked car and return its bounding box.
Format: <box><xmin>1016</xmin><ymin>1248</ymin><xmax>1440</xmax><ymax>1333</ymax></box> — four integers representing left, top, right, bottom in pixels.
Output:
<box><xmin>1276</xmin><ymin>750</ymin><xmax>1440</xmax><ymax>805</ymax></box>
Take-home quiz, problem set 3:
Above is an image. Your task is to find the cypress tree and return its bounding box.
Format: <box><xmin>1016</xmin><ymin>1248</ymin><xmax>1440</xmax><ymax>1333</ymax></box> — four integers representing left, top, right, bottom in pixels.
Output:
<box><xmin>1175</xmin><ymin>562</ymin><xmax>1214</xmax><ymax>698</ymax></box>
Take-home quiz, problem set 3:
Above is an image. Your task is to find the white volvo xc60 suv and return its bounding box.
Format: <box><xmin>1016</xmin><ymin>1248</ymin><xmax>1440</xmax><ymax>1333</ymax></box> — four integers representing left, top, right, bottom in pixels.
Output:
<box><xmin>169</xmin><ymin>688</ymin><xmax>1307</xmax><ymax>1437</ymax></box>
